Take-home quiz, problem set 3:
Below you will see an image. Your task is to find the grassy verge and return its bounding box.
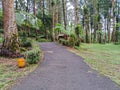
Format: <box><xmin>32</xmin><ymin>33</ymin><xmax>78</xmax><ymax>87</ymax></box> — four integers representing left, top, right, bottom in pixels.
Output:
<box><xmin>0</xmin><ymin>57</ymin><xmax>38</xmax><ymax>90</ymax></box>
<box><xmin>67</xmin><ymin>43</ymin><xmax>120</xmax><ymax>85</ymax></box>
<box><xmin>0</xmin><ymin>40</ymin><xmax>42</xmax><ymax>90</ymax></box>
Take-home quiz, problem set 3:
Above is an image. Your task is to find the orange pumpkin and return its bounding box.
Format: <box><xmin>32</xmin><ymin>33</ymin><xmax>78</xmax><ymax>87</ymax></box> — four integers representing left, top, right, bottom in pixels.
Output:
<box><xmin>17</xmin><ymin>57</ymin><xmax>25</xmax><ymax>68</ymax></box>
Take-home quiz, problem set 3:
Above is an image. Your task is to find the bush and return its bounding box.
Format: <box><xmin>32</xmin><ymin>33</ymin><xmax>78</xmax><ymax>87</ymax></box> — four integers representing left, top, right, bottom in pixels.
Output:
<box><xmin>23</xmin><ymin>40</ymin><xmax>41</xmax><ymax>64</ymax></box>
<box><xmin>19</xmin><ymin>32</ymin><xmax>32</xmax><ymax>48</ymax></box>
<box><xmin>24</xmin><ymin>47</ymin><xmax>40</xmax><ymax>64</ymax></box>
<box><xmin>59</xmin><ymin>39</ymin><xmax>68</xmax><ymax>46</ymax></box>
<box><xmin>20</xmin><ymin>40</ymin><xmax>32</xmax><ymax>47</ymax></box>
<box><xmin>19</xmin><ymin>31</ymin><xmax>32</xmax><ymax>47</ymax></box>
<box><xmin>37</xmin><ymin>38</ymin><xmax>48</xmax><ymax>42</ymax></box>
<box><xmin>114</xmin><ymin>42</ymin><xmax>120</xmax><ymax>45</ymax></box>
<box><xmin>68</xmin><ymin>37</ymin><xmax>76</xmax><ymax>47</ymax></box>
<box><xmin>36</xmin><ymin>36</ymin><xmax>50</xmax><ymax>42</ymax></box>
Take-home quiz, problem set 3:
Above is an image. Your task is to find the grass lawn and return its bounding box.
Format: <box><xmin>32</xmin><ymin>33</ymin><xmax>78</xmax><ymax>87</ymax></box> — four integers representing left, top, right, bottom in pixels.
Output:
<box><xmin>0</xmin><ymin>57</ymin><xmax>38</xmax><ymax>90</ymax></box>
<box><xmin>67</xmin><ymin>43</ymin><xmax>120</xmax><ymax>85</ymax></box>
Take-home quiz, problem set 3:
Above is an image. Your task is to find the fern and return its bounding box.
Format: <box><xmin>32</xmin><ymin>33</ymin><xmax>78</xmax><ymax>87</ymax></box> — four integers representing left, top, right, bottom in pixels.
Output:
<box><xmin>15</xmin><ymin>11</ymin><xmax>42</xmax><ymax>30</ymax></box>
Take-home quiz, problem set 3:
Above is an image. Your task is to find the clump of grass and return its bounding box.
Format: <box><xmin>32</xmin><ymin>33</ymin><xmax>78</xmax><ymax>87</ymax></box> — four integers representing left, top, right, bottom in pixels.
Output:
<box><xmin>69</xmin><ymin>43</ymin><xmax>120</xmax><ymax>85</ymax></box>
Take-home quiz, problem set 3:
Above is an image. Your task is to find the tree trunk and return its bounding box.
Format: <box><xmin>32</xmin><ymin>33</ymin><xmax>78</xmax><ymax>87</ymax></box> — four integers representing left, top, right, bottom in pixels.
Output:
<box><xmin>93</xmin><ymin>22</ymin><xmax>97</xmax><ymax>43</ymax></box>
<box><xmin>115</xmin><ymin>2</ymin><xmax>120</xmax><ymax>42</ymax></box>
<box><xmin>55</xmin><ymin>1</ymin><xmax>59</xmax><ymax>24</ymax></box>
<box><xmin>1</xmin><ymin>0</ymin><xmax>19</xmax><ymax>55</ymax></box>
<box><xmin>33</xmin><ymin>0</ymin><xmax>36</xmax><ymax>16</ymax></box>
<box><xmin>26</xmin><ymin>0</ymin><xmax>29</xmax><ymax>13</ymax></box>
<box><xmin>51</xmin><ymin>0</ymin><xmax>55</xmax><ymax>41</ymax></box>
<box><xmin>111</xmin><ymin>0</ymin><xmax>116</xmax><ymax>42</ymax></box>
<box><xmin>90</xmin><ymin>17</ymin><xmax>93</xmax><ymax>43</ymax></box>
<box><xmin>15</xmin><ymin>0</ymin><xmax>18</xmax><ymax>10</ymax></box>
<box><xmin>84</xmin><ymin>16</ymin><xmax>90</xmax><ymax>43</ymax></box>
<box><xmin>107</xmin><ymin>18</ymin><xmax>110</xmax><ymax>43</ymax></box>
<box><xmin>104</xmin><ymin>18</ymin><xmax>107</xmax><ymax>43</ymax></box>
<box><xmin>74</xmin><ymin>0</ymin><xmax>79</xmax><ymax>26</ymax></box>
<box><xmin>62</xmin><ymin>0</ymin><xmax>67</xmax><ymax>30</ymax></box>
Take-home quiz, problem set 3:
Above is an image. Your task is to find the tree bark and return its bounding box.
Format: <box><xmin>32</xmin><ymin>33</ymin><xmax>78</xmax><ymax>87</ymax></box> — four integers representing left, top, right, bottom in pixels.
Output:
<box><xmin>107</xmin><ymin>18</ymin><xmax>110</xmax><ymax>43</ymax></box>
<box><xmin>104</xmin><ymin>18</ymin><xmax>107</xmax><ymax>43</ymax></box>
<box><xmin>51</xmin><ymin>0</ymin><xmax>55</xmax><ymax>41</ymax></box>
<box><xmin>111</xmin><ymin>0</ymin><xmax>116</xmax><ymax>42</ymax></box>
<box><xmin>74</xmin><ymin>0</ymin><xmax>79</xmax><ymax>26</ymax></box>
<box><xmin>15</xmin><ymin>0</ymin><xmax>18</xmax><ymax>10</ymax></box>
<box><xmin>62</xmin><ymin>0</ymin><xmax>67</xmax><ymax>30</ymax></box>
<box><xmin>33</xmin><ymin>0</ymin><xmax>36</xmax><ymax>16</ymax></box>
<box><xmin>2</xmin><ymin>0</ymin><xmax>19</xmax><ymax>54</ymax></box>
<box><xmin>55</xmin><ymin>1</ymin><xmax>59</xmax><ymax>24</ymax></box>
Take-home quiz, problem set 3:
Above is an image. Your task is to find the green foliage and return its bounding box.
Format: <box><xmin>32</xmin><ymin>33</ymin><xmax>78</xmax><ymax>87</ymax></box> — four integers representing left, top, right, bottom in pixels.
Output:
<box><xmin>55</xmin><ymin>23</ymin><xmax>66</xmax><ymax>35</ymax></box>
<box><xmin>36</xmin><ymin>11</ymin><xmax>52</xmax><ymax>37</ymax></box>
<box><xmin>75</xmin><ymin>25</ymin><xmax>83</xmax><ymax>46</ymax></box>
<box><xmin>71</xmin><ymin>43</ymin><xmax>120</xmax><ymax>85</ymax></box>
<box><xmin>36</xmin><ymin>12</ymin><xmax>52</xmax><ymax>28</ymax></box>
<box><xmin>75</xmin><ymin>25</ymin><xmax>83</xmax><ymax>36</ymax></box>
<box><xmin>59</xmin><ymin>39</ymin><xmax>69</xmax><ymax>46</ymax></box>
<box><xmin>0</xmin><ymin>11</ymin><xmax>3</xmax><ymax>29</ymax></box>
<box><xmin>55</xmin><ymin>24</ymin><xmax>75</xmax><ymax>36</ymax></box>
<box><xmin>0</xmin><ymin>37</ymin><xmax>3</xmax><ymax>43</ymax></box>
<box><xmin>15</xmin><ymin>11</ymin><xmax>42</xmax><ymax>30</ymax></box>
<box><xmin>55</xmin><ymin>23</ymin><xmax>65</xmax><ymax>32</ymax></box>
<box><xmin>114</xmin><ymin>30</ymin><xmax>120</xmax><ymax>45</ymax></box>
<box><xmin>24</xmin><ymin>48</ymin><xmax>40</xmax><ymax>64</ymax></box>
<box><xmin>83</xmin><ymin>6</ymin><xmax>89</xmax><ymax>15</ymax></box>
<box><xmin>23</xmin><ymin>40</ymin><xmax>41</xmax><ymax>64</ymax></box>
<box><xmin>56</xmin><ymin>24</ymin><xmax>83</xmax><ymax>47</ymax></box>
<box><xmin>67</xmin><ymin>33</ymin><xmax>77</xmax><ymax>47</ymax></box>
<box><xmin>59</xmin><ymin>35</ymin><xmax>77</xmax><ymax>47</ymax></box>
<box><xmin>0</xmin><ymin>29</ymin><xmax>3</xmax><ymax>34</ymax></box>
<box><xmin>19</xmin><ymin>31</ymin><xmax>32</xmax><ymax>48</ymax></box>
<box><xmin>21</xmin><ymin>40</ymin><xmax>32</xmax><ymax>48</ymax></box>
<box><xmin>36</xmin><ymin>38</ymin><xmax>49</xmax><ymax>42</ymax></box>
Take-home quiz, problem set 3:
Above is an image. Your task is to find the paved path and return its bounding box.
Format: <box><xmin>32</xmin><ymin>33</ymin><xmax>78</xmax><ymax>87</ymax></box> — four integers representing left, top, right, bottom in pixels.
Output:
<box><xmin>11</xmin><ymin>42</ymin><xmax>120</xmax><ymax>90</ymax></box>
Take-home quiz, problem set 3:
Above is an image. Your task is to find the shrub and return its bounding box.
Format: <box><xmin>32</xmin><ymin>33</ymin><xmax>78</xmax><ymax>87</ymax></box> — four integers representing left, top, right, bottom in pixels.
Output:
<box><xmin>75</xmin><ymin>25</ymin><xmax>83</xmax><ymax>46</ymax></box>
<box><xmin>114</xmin><ymin>42</ymin><xmax>120</xmax><ymax>45</ymax></box>
<box><xmin>19</xmin><ymin>34</ymin><xmax>32</xmax><ymax>48</ymax></box>
<box><xmin>37</xmin><ymin>38</ymin><xmax>48</xmax><ymax>42</ymax></box>
<box><xmin>68</xmin><ymin>37</ymin><xmax>76</xmax><ymax>47</ymax></box>
<box><xmin>0</xmin><ymin>29</ymin><xmax>3</xmax><ymax>34</ymax></box>
<box><xmin>19</xmin><ymin>31</ymin><xmax>32</xmax><ymax>47</ymax></box>
<box><xmin>20</xmin><ymin>40</ymin><xmax>32</xmax><ymax>47</ymax></box>
<box><xmin>24</xmin><ymin>47</ymin><xmax>40</xmax><ymax>64</ymax></box>
<box><xmin>36</xmin><ymin>36</ymin><xmax>50</xmax><ymax>42</ymax></box>
<box><xmin>59</xmin><ymin>39</ymin><xmax>68</xmax><ymax>46</ymax></box>
<box><xmin>23</xmin><ymin>40</ymin><xmax>41</xmax><ymax>64</ymax></box>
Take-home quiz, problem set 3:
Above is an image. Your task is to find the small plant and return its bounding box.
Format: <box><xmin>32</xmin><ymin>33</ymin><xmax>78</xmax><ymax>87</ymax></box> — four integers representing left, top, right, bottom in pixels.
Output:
<box><xmin>36</xmin><ymin>37</ymin><xmax>49</xmax><ymax>42</ymax></box>
<box><xmin>23</xmin><ymin>40</ymin><xmax>41</xmax><ymax>64</ymax></box>
<box><xmin>75</xmin><ymin>25</ymin><xmax>83</xmax><ymax>46</ymax></box>
<box><xmin>68</xmin><ymin>37</ymin><xmax>76</xmax><ymax>47</ymax></box>
<box><xmin>24</xmin><ymin>47</ymin><xmax>40</xmax><ymax>64</ymax></box>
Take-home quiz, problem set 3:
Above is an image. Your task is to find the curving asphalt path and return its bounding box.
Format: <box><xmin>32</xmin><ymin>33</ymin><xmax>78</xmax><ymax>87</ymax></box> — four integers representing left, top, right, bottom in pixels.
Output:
<box><xmin>11</xmin><ymin>42</ymin><xmax>120</xmax><ymax>90</ymax></box>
